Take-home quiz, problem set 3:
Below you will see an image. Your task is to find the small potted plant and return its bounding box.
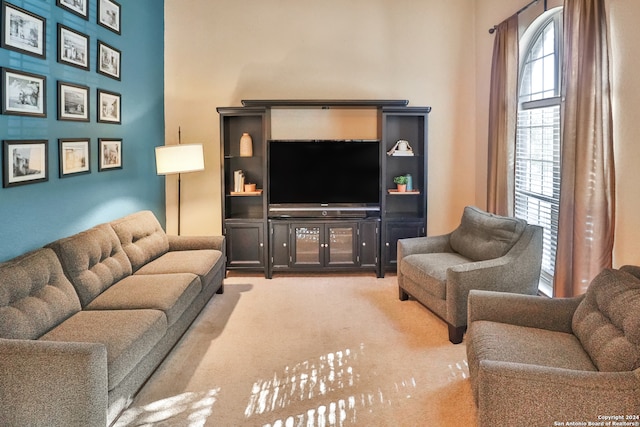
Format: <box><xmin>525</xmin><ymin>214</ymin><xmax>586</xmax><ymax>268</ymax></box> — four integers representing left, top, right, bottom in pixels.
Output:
<box><xmin>393</xmin><ymin>175</ymin><xmax>409</xmax><ymax>192</ymax></box>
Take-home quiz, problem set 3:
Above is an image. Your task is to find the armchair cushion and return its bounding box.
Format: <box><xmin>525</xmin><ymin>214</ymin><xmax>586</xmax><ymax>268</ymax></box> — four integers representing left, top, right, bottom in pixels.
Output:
<box><xmin>572</xmin><ymin>268</ymin><xmax>640</xmax><ymax>372</ymax></box>
<box><xmin>449</xmin><ymin>206</ymin><xmax>526</xmax><ymax>261</ymax></box>
<box><xmin>402</xmin><ymin>252</ymin><xmax>472</xmax><ymax>300</ymax></box>
<box><xmin>469</xmin><ymin>321</ymin><xmax>597</xmax><ymax>374</ymax></box>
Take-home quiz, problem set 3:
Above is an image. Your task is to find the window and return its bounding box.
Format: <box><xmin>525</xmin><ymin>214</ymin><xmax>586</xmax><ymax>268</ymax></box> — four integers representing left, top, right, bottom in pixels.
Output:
<box><xmin>515</xmin><ymin>10</ymin><xmax>563</xmax><ymax>296</ymax></box>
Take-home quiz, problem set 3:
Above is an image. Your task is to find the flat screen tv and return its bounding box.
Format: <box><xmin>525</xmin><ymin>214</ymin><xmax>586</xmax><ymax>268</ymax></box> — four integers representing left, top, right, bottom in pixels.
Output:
<box><xmin>268</xmin><ymin>139</ymin><xmax>380</xmax><ymax>208</ymax></box>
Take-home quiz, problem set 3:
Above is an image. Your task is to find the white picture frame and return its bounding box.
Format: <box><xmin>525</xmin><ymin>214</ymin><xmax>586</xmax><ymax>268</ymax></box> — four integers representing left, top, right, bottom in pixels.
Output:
<box><xmin>1</xmin><ymin>2</ymin><xmax>46</xmax><ymax>59</ymax></box>
<box><xmin>59</xmin><ymin>138</ymin><xmax>91</xmax><ymax>177</ymax></box>
<box><xmin>58</xmin><ymin>81</ymin><xmax>89</xmax><ymax>121</ymax></box>
<box><xmin>58</xmin><ymin>23</ymin><xmax>90</xmax><ymax>70</ymax></box>
<box><xmin>1</xmin><ymin>67</ymin><xmax>46</xmax><ymax>117</ymax></box>
<box><xmin>3</xmin><ymin>140</ymin><xmax>49</xmax><ymax>187</ymax></box>
<box><xmin>97</xmin><ymin>89</ymin><xmax>121</xmax><ymax>124</ymax></box>
<box><xmin>98</xmin><ymin>0</ymin><xmax>121</xmax><ymax>34</ymax></box>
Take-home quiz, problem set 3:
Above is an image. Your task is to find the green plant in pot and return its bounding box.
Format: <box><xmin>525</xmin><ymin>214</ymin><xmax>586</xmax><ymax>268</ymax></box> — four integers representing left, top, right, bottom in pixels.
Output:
<box><xmin>394</xmin><ymin>175</ymin><xmax>409</xmax><ymax>192</ymax></box>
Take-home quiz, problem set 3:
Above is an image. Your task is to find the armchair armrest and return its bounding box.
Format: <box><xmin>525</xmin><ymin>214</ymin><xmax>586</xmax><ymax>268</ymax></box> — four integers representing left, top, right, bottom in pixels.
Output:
<box><xmin>468</xmin><ymin>289</ymin><xmax>583</xmax><ymax>333</ymax></box>
<box><xmin>398</xmin><ymin>233</ymin><xmax>452</xmax><ymax>258</ymax></box>
<box><xmin>445</xmin><ymin>224</ymin><xmax>544</xmax><ymax>327</ymax></box>
<box><xmin>0</xmin><ymin>338</ymin><xmax>108</xmax><ymax>427</ymax></box>
<box><xmin>168</xmin><ymin>235</ymin><xmax>225</xmax><ymax>253</ymax></box>
<box><xmin>477</xmin><ymin>361</ymin><xmax>640</xmax><ymax>426</ymax></box>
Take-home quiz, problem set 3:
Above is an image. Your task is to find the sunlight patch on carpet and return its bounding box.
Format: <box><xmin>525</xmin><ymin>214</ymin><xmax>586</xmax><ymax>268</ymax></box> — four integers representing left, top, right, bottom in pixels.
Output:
<box><xmin>113</xmin><ymin>388</ymin><xmax>220</xmax><ymax>427</ymax></box>
<box><xmin>241</xmin><ymin>343</ymin><xmax>421</xmax><ymax>427</ymax></box>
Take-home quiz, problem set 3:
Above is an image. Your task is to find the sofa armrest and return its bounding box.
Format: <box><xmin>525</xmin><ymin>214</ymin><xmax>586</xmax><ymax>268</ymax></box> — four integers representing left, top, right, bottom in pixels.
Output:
<box><xmin>477</xmin><ymin>361</ymin><xmax>640</xmax><ymax>426</ymax></box>
<box><xmin>398</xmin><ymin>233</ymin><xmax>452</xmax><ymax>259</ymax></box>
<box><xmin>467</xmin><ymin>290</ymin><xmax>583</xmax><ymax>333</ymax></box>
<box><xmin>168</xmin><ymin>235</ymin><xmax>225</xmax><ymax>253</ymax></box>
<box><xmin>0</xmin><ymin>338</ymin><xmax>108</xmax><ymax>427</ymax></box>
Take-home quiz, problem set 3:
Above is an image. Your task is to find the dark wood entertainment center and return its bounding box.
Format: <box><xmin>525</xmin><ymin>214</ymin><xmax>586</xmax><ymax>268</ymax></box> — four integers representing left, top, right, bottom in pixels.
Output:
<box><xmin>217</xmin><ymin>100</ymin><xmax>430</xmax><ymax>278</ymax></box>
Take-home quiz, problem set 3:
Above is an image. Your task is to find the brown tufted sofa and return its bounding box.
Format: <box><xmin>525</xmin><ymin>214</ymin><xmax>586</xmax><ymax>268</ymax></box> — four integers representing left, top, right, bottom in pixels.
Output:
<box><xmin>0</xmin><ymin>210</ymin><xmax>225</xmax><ymax>426</ymax></box>
<box><xmin>466</xmin><ymin>266</ymin><xmax>640</xmax><ymax>426</ymax></box>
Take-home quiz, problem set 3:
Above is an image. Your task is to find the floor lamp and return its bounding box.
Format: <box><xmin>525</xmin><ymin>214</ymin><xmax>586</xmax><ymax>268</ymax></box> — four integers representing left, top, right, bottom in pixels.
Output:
<box><xmin>155</xmin><ymin>143</ymin><xmax>204</xmax><ymax>235</ymax></box>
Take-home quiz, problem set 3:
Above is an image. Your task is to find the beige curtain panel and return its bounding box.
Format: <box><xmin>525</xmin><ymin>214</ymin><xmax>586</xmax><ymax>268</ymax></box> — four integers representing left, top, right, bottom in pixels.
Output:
<box><xmin>486</xmin><ymin>14</ymin><xmax>519</xmax><ymax>217</ymax></box>
<box><xmin>554</xmin><ymin>0</ymin><xmax>615</xmax><ymax>297</ymax></box>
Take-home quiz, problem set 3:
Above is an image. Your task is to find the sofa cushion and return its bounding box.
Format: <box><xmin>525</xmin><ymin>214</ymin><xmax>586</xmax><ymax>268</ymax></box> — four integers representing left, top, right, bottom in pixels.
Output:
<box><xmin>401</xmin><ymin>252</ymin><xmax>472</xmax><ymax>300</ymax></box>
<box><xmin>85</xmin><ymin>273</ymin><xmax>202</xmax><ymax>327</ymax></box>
<box><xmin>110</xmin><ymin>211</ymin><xmax>170</xmax><ymax>272</ymax></box>
<box><xmin>39</xmin><ymin>309</ymin><xmax>167</xmax><ymax>391</ymax></box>
<box><xmin>572</xmin><ymin>268</ymin><xmax>640</xmax><ymax>372</ymax></box>
<box><xmin>449</xmin><ymin>206</ymin><xmax>526</xmax><ymax>262</ymax></box>
<box><xmin>135</xmin><ymin>249</ymin><xmax>223</xmax><ymax>291</ymax></box>
<box><xmin>0</xmin><ymin>248</ymin><xmax>81</xmax><ymax>340</ymax></box>
<box><xmin>47</xmin><ymin>224</ymin><xmax>133</xmax><ymax>307</ymax></box>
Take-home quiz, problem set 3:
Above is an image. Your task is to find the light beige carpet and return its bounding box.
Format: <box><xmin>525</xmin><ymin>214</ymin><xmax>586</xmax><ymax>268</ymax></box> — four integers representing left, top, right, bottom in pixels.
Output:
<box><xmin>114</xmin><ymin>273</ymin><xmax>478</xmax><ymax>427</ymax></box>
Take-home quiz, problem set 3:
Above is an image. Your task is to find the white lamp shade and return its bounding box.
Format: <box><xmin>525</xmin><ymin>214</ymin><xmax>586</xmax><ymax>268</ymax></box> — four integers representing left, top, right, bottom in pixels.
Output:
<box><xmin>155</xmin><ymin>144</ymin><xmax>205</xmax><ymax>175</ymax></box>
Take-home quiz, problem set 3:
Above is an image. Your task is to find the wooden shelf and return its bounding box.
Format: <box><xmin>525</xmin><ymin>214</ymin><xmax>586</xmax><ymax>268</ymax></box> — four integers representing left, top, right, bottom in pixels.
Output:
<box><xmin>230</xmin><ymin>190</ymin><xmax>263</xmax><ymax>196</ymax></box>
<box><xmin>387</xmin><ymin>189</ymin><xmax>420</xmax><ymax>194</ymax></box>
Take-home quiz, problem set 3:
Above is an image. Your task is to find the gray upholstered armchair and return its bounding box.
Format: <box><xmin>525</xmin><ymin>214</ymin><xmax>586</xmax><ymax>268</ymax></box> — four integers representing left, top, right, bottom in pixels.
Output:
<box><xmin>466</xmin><ymin>266</ymin><xmax>640</xmax><ymax>426</ymax></box>
<box><xmin>397</xmin><ymin>206</ymin><xmax>543</xmax><ymax>343</ymax></box>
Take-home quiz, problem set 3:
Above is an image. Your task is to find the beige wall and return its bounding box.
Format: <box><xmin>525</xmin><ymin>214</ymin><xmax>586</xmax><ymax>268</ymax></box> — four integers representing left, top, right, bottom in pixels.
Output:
<box><xmin>165</xmin><ymin>0</ymin><xmax>640</xmax><ymax>267</ymax></box>
<box><xmin>606</xmin><ymin>0</ymin><xmax>640</xmax><ymax>266</ymax></box>
<box><xmin>164</xmin><ymin>0</ymin><xmax>476</xmax><ymax>237</ymax></box>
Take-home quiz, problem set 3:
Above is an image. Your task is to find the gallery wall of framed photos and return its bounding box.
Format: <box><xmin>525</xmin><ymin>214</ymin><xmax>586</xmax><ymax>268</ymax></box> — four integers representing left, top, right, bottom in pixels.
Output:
<box><xmin>0</xmin><ymin>0</ymin><xmax>165</xmax><ymax>262</ymax></box>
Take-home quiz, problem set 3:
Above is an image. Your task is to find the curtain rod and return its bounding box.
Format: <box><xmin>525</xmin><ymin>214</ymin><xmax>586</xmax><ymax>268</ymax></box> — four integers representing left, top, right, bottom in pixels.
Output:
<box><xmin>488</xmin><ymin>0</ymin><xmax>547</xmax><ymax>34</ymax></box>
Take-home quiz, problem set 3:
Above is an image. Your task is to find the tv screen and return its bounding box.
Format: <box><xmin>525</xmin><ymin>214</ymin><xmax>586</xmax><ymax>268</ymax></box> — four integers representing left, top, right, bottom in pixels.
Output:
<box><xmin>268</xmin><ymin>140</ymin><xmax>380</xmax><ymax>205</ymax></box>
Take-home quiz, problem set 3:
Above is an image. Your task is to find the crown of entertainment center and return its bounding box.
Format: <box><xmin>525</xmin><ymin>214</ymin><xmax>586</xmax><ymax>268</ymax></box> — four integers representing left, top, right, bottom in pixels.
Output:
<box><xmin>217</xmin><ymin>100</ymin><xmax>430</xmax><ymax>278</ymax></box>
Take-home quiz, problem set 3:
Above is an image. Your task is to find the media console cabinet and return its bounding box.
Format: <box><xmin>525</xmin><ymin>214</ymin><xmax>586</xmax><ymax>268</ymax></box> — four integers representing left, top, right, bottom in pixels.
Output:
<box><xmin>217</xmin><ymin>100</ymin><xmax>430</xmax><ymax>278</ymax></box>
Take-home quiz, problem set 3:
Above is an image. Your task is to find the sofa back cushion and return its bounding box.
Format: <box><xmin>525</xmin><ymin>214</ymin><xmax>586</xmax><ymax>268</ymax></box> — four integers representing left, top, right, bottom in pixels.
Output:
<box><xmin>572</xmin><ymin>268</ymin><xmax>640</xmax><ymax>372</ymax></box>
<box><xmin>0</xmin><ymin>248</ymin><xmax>81</xmax><ymax>339</ymax></box>
<box><xmin>109</xmin><ymin>210</ymin><xmax>169</xmax><ymax>272</ymax></box>
<box><xmin>47</xmin><ymin>224</ymin><xmax>133</xmax><ymax>307</ymax></box>
<box><xmin>449</xmin><ymin>206</ymin><xmax>527</xmax><ymax>261</ymax></box>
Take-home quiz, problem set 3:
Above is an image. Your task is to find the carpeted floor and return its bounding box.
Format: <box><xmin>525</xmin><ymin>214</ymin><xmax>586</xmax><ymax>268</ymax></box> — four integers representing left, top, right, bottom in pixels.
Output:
<box><xmin>114</xmin><ymin>273</ymin><xmax>478</xmax><ymax>427</ymax></box>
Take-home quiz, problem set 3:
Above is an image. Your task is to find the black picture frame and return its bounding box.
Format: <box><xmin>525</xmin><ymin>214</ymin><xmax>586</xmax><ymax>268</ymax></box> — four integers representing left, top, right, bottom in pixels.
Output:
<box><xmin>2</xmin><ymin>139</ymin><xmax>49</xmax><ymax>188</ymax></box>
<box><xmin>97</xmin><ymin>40</ymin><xmax>121</xmax><ymax>80</ymax></box>
<box><xmin>1</xmin><ymin>67</ymin><xmax>47</xmax><ymax>118</ymax></box>
<box><xmin>98</xmin><ymin>0</ymin><xmax>121</xmax><ymax>35</ymax></box>
<box><xmin>58</xmin><ymin>23</ymin><xmax>90</xmax><ymax>70</ymax></box>
<box><xmin>59</xmin><ymin>138</ymin><xmax>91</xmax><ymax>177</ymax></box>
<box><xmin>56</xmin><ymin>0</ymin><xmax>88</xmax><ymax>20</ymax></box>
<box><xmin>58</xmin><ymin>81</ymin><xmax>89</xmax><ymax>122</ymax></box>
<box><xmin>1</xmin><ymin>1</ymin><xmax>46</xmax><ymax>59</ymax></box>
<box><xmin>98</xmin><ymin>138</ymin><xmax>122</xmax><ymax>171</ymax></box>
<box><xmin>97</xmin><ymin>89</ymin><xmax>121</xmax><ymax>124</ymax></box>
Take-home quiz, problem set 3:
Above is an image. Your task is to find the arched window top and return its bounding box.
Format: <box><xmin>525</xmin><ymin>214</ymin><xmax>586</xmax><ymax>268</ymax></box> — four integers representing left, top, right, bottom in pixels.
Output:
<box><xmin>519</xmin><ymin>9</ymin><xmax>563</xmax><ymax>103</ymax></box>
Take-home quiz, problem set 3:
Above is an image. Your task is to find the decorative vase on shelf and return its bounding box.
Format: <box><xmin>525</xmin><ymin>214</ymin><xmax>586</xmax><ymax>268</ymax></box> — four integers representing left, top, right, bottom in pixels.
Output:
<box><xmin>239</xmin><ymin>133</ymin><xmax>253</xmax><ymax>157</ymax></box>
<box><xmin>405</xmin><ymin>174</ymin><xmax>413</xmax><ymax>191</ymax></box>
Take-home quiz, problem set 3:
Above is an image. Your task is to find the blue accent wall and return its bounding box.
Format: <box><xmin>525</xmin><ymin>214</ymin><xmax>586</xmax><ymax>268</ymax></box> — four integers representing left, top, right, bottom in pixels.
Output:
<box><xmin>0</xmin><ymin>0</ymin><xmax>165</xmax><ymax>261</ymax></box>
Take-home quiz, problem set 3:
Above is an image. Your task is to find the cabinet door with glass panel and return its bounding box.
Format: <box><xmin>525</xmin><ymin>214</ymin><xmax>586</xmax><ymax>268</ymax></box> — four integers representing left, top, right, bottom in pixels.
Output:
<box><xmin>289</xmin><ymin>222</ymin><xmax>358</xmax><ymax>269</ymax></box>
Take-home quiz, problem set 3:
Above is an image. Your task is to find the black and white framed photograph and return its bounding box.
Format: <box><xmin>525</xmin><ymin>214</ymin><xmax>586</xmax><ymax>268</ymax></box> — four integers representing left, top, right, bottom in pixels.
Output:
<box><xmin>97</xmin><ymin>89</ymin><xmax>121</xmax><ymax>124</ymax></box>
<box><xmin>59</xmin><ymin>138</ymin><xmax>90</xmax><ymax>177</ymax></box>
<box><xmin>56</xmin><ymin>0</ymin><xmax>88</xmax><ymax>20</ymax></box>
<box><xmin>98</xmin><ymin>0</ymin><xmax>120</xmax><ymax>34</ymax></box>
<box><xmin>1</xmin><ymin>67</ymin><xmax>46</xmax><ymax>117</ymax></box>
<box><xmin>97</xmin><ymin>41</ymin><xmax>120</xmax><ymax>80</ymax></box>
<box><xmin>58</xmin><ymin>23</ymin><xmax>89</xmax><ymax>70</ymax></box>
<box><xmin>2</xmin><ymin>139</ymin><xmax>48</xmax><ymax>188</ymax></box>
<box><xmin>1</xmin><ymin>1</ymin><xmax>46</xmax><ymax>59</ymax></box>
<box><xmin>58</xmin><ymin>81</ymin><xmax>89</xmax><ymax>121</ymax></box>
<box><xmin>98</xmin><ymin>138</ymin><xmax>122</xmax><ymax>171</ymax></box>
